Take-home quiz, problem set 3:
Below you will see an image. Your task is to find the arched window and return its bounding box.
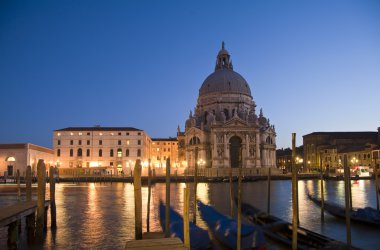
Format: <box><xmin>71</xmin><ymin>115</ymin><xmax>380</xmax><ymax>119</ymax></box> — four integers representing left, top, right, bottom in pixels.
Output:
<box><xmin>57</xmin><ymin>149</ymin><xmax>60</xmax><ymax>157</ymax></box>
<box><xmin>77</xmin><ymin>148</ymin><xmax>82</xmax><ymax>157</ymax></box>
<box><xmin>99</xmin><ymin>149</ymin><xmax>102</xmax><ymax>157</ymax></box>
<box><xmin>189</xmin><ymin>136</ymin><xmax>201</xmax><ymax>145</ymax></box>
<box><xmin>126</xmin><ymin>149</ymin><xmax>130</xmax><ymax>157</ymax></box>
<box><xmin>117</xmin><ymin>148</ymin><xmax>122</xmax><ymax>157</ymax></box>
<box><xmin>137</xmin><ymin>149</ymin><xmax>141</xmax><ymax>157</ymax></box>
<box><xmin>224</xmin><ymin>109</ymin><xmax>229</xmax><ymax>120</ymax></box>
<box><xmin>266</xmin><ymin>136</ymin><xmax>271</xmax><ymax>144</ymax></box>
<box><xmin>204</xmin><ymin>111</ymin><xmax>208</xmax><ymax>125</ymax></box>
<box><xmin>110</xmin><ymin>149</ymin><xmax>114</xmax><ymax>157</ymax></box>
<box><xmin>86</xmin><ymin>149</ymin><xmax>90</xmax><ymax>157</ymax></box>
<box><xmin>70</xmin><ymin>149</ymin><xmax>73</xmax><ymax>157</ymax></box>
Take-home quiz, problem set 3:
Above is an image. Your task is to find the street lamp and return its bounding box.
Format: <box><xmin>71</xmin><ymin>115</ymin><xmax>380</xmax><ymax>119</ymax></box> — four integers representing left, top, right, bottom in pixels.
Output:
<box><xmin>198</xmin><ymin>159</ymin><xmax>205</xmax><ymax>168</ymax></box>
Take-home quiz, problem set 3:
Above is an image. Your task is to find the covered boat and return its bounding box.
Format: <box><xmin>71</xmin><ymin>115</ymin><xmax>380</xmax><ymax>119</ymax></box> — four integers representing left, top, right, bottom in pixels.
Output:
<box><xmin>239</xmin><ymin>200</ymin><xmax>357</xmax><ymax>249</ymax></box>
<box><xmin>159</xmin><ymin>201</ymin><xmax>211</xmax><ymax>249</ymax></box>
<box><xmin>197</xmin><ymin>201</ymin><xmax>265</xmax><ymax>250</ymax></box>
<box><xmin>307</xmin><ymin>192</ymin><xmax>380</xmax><ymax>227</ymax></box>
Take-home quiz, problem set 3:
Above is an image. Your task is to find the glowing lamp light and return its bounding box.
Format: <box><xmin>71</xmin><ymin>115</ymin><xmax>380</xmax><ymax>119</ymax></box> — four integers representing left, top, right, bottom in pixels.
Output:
<box><xmin>90</xmin><ymin>162</ymin><xmax>99</xmax><ymax>167</ymax></box>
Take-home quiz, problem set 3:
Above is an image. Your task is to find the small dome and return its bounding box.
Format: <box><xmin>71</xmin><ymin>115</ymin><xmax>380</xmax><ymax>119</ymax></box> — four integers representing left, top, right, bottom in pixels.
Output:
<box><xmin>199</xmin><ymin>69</ymin><xmax>251</xmax><ymax>96</ymax></box>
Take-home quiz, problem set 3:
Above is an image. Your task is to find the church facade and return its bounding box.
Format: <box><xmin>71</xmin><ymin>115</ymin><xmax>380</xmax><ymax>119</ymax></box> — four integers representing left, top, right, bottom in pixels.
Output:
<box><xmin>180</xmin><ymin>43</ymin><xmax>276</xmax><ymax>170</ymax></box>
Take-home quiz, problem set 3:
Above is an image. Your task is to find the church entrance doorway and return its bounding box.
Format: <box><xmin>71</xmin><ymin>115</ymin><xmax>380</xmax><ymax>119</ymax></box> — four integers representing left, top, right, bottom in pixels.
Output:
<box><xmin>229</xmin><ymin>136</ymin><xmax>242</xmax><ymax>168</ymax></box>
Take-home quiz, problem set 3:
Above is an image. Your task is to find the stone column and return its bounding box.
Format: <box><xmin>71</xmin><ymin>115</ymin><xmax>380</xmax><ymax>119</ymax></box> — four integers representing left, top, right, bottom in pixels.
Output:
<box><xmin>246</xmin><ymin>134</ymin><xmax>250</xmax><ymax>158</ymax></box>
<box><xmin>256</xmin><ymin>133</ymin><xmax>261</xmax><ymax>167</ymax></box>
<box><xmin>224</xmin><ymin>134</ymin><xmax>228</xmax><ymax>167</ymax></box>
<box><xmin>214</xmin><ymin>134</ymin><xmax>217</xmax><ymax>158</ymax></box>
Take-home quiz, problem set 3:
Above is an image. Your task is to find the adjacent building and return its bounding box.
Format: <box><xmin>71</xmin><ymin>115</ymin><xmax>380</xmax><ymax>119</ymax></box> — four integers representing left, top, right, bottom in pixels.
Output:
<box><xmin>181</xmin><ymin>43</ymin><xmax>276</xmax><ymax>170</ymax></box>
<box><xmin>150</xmin><ymin>138</ymin><xmax>179</xmax><ymax>168</ymax></box>
<box><xmin>0</xmin><ymin>143</ymin><xmax>54</xmax><ymax>176</ymax></box>
<box><xmin>303</xmin><ymin>128</ymin><xmax>380</xmax><ymax>171</ymax></box>
<box><xmin>53</xmin><ymin>127</ymin><xmax>152</xmax><ymax>174</ymax></box>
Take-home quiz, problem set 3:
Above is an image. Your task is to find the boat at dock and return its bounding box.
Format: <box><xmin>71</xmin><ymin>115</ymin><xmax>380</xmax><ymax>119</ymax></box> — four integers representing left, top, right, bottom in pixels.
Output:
<box><xmin>159</xmin><ymin>201</ymin><xmax>211</xmax><ymax>249</ymax></box>
<box><xmin>197</xmin><ymin>200</ymin><xmax>265</xmax><ymax>249</ymax></box>
<box><xmin>307</xmin><ymin>192</ymin><xmax>380</xmax><ymax>228</ymax></box>
<box><xmin>239</xmin><ymin>200</ymin><xmax>357</xmax><ymax>249</ymax></box>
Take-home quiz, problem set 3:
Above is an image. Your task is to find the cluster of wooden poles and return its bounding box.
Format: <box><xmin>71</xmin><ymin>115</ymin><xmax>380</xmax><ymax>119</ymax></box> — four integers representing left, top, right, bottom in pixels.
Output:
<box><xmin>3</xmin><ymin>160</ymin><xmax>57</xmax><ymax>248</ymax></box>
<box><xmin>131</xmin><ymin>133</ymin><xmax>380</xmax><ymax>250</ymax></box>
<box><xmin>290</xmin><ymin>133</ymin><xmax>380</xmax><ymax>250</ymax></box>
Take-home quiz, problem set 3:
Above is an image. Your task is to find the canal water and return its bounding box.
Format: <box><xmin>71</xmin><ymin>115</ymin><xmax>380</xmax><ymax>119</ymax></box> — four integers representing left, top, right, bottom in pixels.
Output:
<box><xmin>0</xmin><ymin>179</ymin><xmax>378</xmax><ymax>249</ymax></box>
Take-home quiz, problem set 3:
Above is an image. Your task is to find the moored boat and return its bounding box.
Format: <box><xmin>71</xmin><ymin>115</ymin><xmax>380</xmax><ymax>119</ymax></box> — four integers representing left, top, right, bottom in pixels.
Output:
<box><xmin>307</xmin><ymin>192</ymin><xmax>380</xmax><ymax>228</ymax></box>
<box><xmin>239</xmin><ymin>200</ymin><xmax>357</xmax><ymax>249</ymax></box>
<box><xmin>197</xmin><ymin>200</ymin><xmax>265</xmax><ymax>250</ymax></box>
<box><xmin>159</xmin><ymin>201</ymin><xmax>211</xmax><ymax>249</ymax></box>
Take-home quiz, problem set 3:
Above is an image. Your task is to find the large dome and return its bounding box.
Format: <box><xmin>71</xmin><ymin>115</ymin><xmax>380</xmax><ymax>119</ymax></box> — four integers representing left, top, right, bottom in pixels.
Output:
<box><xmin>198</xmin><ymin>42</ymin><xmax>252</xmax><ymax>97</ymax></box>
<box><xmin>199</xmin><ymin>69</ymin><xmax>251</xmax><ymax>96</ymax></box>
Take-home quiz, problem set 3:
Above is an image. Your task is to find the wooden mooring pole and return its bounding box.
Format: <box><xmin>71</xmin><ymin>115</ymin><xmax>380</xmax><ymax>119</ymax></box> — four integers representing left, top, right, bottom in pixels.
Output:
<box><xmin>320</xmin><ymin>155</ymin><xmax>325</xmax><ymax>221</ymax></box>
<box><xmin>146</xmin><ymin>159</ymin><xmax>152</xmax><ymax>232</ymax></box>
<box><xmin>343</xmin><ymin>154</ymin><xmax>352</xmax><ymax>247</ymax></box>
<box><xmin>25</xmin><ymin>165</ymin><xmax>35</xmax><ymax>242</ymax></box>
<box><xmin>133</xmin><ymin>160</ymin><xmax>142</xmax><ymax>240</ymax></box>
<box><xmin>183</xmin><ymin>186</ymin><xmax>190</xmax><ymax>248</ymax></box>
<box><xmin>291</xmin><ymin>133</ymin><xmax>298</xmax><ymax>250</ymax></box>
<box><xmin>36</xmin><ymin>160</ymin><xmax>46</xmax><ymax>241</ymax></box>
<box><xmin>165</xmin><ymin>158</ymin><xmax>171</xmax><ymax>238</ymax></box>
<box><xmin>229</xmin><ymin>167</ymin><xmax>234</xmax><ymax>217</ymax></box>
<box><xmin>375</xmin><ymin>158</ymin><xmax>379</xmax><ymax>210</ymax></box>
<box><xmin>237</xmin><ymin>165</ymin><xmax>242</xmax><ymax>250</ymax></box>
<box><xmin>193</xmin><ymin>147</ymin><xmax>199</xmax><ymax>224</ymax></box>
<box><xmin>267</xmin><ymin>167</ymin><xmax>271</xmax><ymax>215</ymax></box>
<box><xmin>16</xmin><ymin>169</ymin><xmax>21</xmax><ymax>199</ymax></box>
<box><xmin>50</xmin><ymin>166</ymin><xmax>57</xmax><ymax>229</ymax></box>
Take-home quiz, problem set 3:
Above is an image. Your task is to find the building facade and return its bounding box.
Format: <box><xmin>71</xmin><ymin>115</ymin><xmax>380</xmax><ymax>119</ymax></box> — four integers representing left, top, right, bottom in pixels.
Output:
<box><xmin>0</xmin><ymin>143</ymin><xmax>54</xmax><ymax>177</ymax></box>
<box><xmin>150</xmin><ymin>138</ymin><xmax>179</xmax><ymax>168</ymax></box>
<box><xmin>53</xmin><ymin>127</ymin><xmax>151</xmax><ymax>174</ymax></box>
<box><xmin>303</xmin><ymin>129</ymin><xmax>380</xmax><ymax>171</ymax></box>
<box><xmin>181</xmin><ymin>43</ymin><xmax>276</xmax><ymax>170</ymax></box>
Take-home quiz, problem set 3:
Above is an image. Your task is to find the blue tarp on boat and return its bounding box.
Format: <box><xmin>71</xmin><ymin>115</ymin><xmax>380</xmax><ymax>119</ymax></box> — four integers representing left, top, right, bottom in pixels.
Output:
<box><xmin>198</xmin><ymin>201</ymin><xmax>265</xmax><ymax>250</ymax></box>
<box><xmin>159</xmin><ymin>201</ymin><xmax>211</xmax><ymax>250</ymax></box>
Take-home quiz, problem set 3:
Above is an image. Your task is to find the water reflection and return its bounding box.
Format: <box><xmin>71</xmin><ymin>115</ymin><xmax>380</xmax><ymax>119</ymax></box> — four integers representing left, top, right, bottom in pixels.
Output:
<box><xmin>0</xmin><ymin>180</ymin><xmax>378</xmax><ymax>249</ymax></box>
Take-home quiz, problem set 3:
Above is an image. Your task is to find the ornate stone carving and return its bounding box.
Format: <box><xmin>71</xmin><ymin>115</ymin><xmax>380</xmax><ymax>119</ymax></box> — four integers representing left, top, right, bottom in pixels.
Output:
<box><xmin>217</xmin><ymin>145</ymin><xmax>224</xmax><ymax>157</ymax></box>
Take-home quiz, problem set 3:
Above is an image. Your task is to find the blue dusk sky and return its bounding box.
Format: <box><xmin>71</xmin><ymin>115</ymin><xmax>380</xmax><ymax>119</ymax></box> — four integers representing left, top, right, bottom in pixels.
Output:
<box><xmin>0</xmin><ymin>0</ymin><xmax>379</xmax><ymax>149</ymax></box>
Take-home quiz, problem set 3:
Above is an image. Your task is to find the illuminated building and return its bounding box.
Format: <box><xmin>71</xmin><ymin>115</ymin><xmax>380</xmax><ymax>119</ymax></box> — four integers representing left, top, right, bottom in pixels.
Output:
<box><xmin>303</xmin><ymin>128</ymin><xmax>380</xmax><ymax>171</ymax></box>
<box><xmin>0</xmin><ymin>143</ymin><xmax>54</xmax><ymax>176</ymax></box>
<box><xmin>150</xmin><ymin>138</ymin><xmax>178</xmax><ymax>168</ymax></box>
<box><xmin>53</xmin><ymin>127</ymin><xmax>151</xmax><ymax>174</ymax></box>
<box><xmin>181</xmin><ymin>43</ymin><xmax>277</xmax><ymax>170</ymax></box>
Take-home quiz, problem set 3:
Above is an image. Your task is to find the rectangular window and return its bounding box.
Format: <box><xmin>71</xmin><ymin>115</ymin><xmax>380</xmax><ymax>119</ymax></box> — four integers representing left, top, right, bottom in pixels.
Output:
<box><xmin>118</xmin><ymin>132</ymin><xmax>121</xmax><ymax>135</ymax></box>
<box><xmin>79</xmin><ymin>140</ymin><xmax>82</xmax><ymax>145</ymax></box>
<box><xmin>99</xmin><ymin>140</ymin><xmax>102</xmax><ymax>145</ymax></box>
<box><xmin>138</xmin><ymin>140</ymin><xmax>141</xmax><ymax>145</ymax></box>
<box><xmin>168</xmin><ymin>148</ymin><xmax>170</xmax><ymax>152</ymax></box>
<box><xmin>87</xmin><ymin>132</ymin><xmax>90</xmax><ymax>135</ymax></box>
<box><xmin>126</xmin><ymin>132</ymin><xmax>129</xmax><ymax>136</ymax></box>
<box><xmin>138</xmin><ymin>132</ymin><xmax>141</xmax><ymax>135</ymax></box>
<box><xmin>57</xmin><ymin>149</ymin><xmax>60</xmax><ymax>157</ymax></box>
<box><xmin>87</xmin><ymin>140</ymin><xmax>90</xmax><ymax>145</ymax></box>
<box><xmin>86</xmin><ymin>149</ymin><xmax>90</xmax><ymax>157</ymax></box>
<box><xmin>57</xmin><ymin>140</ymin><xmax>61</xmax><ymax>145</ymax></box>
<box><xmin>117</xmin><ymin>150</ymin><xmax>122</xmax><ymax>157</ymax></box>
<box><xmin>118</xmin><ymin>140</ymin><xmax>121</xmax><ymax>145</ymax></box>
<box><xmin>70</xmin><ymin>140</ymin><xmax>73</xmax><ymax>145</ymax></box>
<box><xmin>110</xmin><ymin>162</ymin><xmax>114</xmax><ymax>166</ymax></box>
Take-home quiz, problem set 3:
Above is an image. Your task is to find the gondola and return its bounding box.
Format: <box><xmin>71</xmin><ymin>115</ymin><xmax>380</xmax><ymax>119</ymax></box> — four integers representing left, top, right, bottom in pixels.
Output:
<box><xmin>307</xmin><ymin>192</ymin><xmax>380</xmax><ymax>228</ymax></box>
<box><xmin>197</xmin><ymin>201</ymin><xmax>266</xmax><ymax>250</ymax></box>
<box><xmin>239</xmin><ymin>199</ymin><xmax>356</xmax><ymax>249</ymax></box>
<box><xmin>159</xmin><ymin>201</ymin><xmax>211</xmax><ymax>249</ymax></box>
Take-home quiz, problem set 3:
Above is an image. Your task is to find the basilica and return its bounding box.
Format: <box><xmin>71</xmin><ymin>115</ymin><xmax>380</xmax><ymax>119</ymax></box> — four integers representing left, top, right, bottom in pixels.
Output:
<box><xmin>179</xmin><ymin>43</ymin><xmax>276</xmax><ymax>170</ymax></box>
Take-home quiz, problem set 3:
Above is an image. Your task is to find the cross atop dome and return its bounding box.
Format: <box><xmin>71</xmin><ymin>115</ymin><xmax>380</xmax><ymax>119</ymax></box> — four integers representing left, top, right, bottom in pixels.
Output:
<box><xmin>215</xmin><ymin>41</ymin><xmax>233</xmax><ymax>71</ymax></box>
